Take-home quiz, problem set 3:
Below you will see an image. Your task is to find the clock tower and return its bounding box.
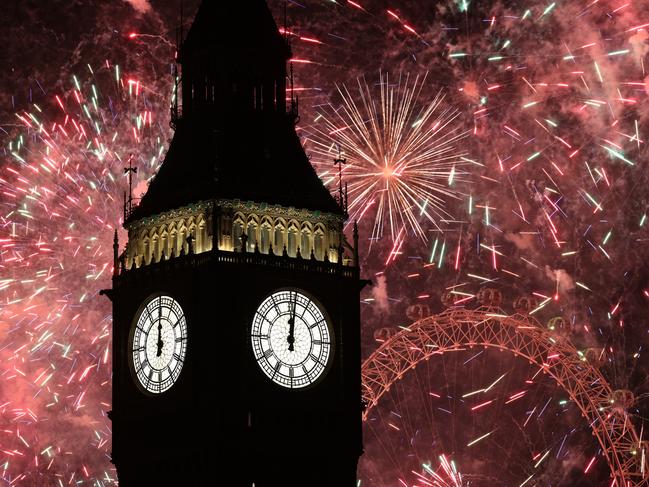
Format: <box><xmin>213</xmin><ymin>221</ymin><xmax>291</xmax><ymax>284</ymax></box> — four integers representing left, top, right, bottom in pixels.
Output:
<box><xmin>104</xmin><ymin>1</ymin><xmax>365</xmax><ymax>486</ymax></box>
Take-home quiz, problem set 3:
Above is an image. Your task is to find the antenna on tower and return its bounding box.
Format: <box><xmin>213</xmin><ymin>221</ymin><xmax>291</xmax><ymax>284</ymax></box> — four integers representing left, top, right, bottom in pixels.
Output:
<box><xmin>334</xmin><ymin>144</ymin><xmax>348</xmax><ymax>216</ymax></box>
<box><xmin>283</xmin><ymin>0</ymin><xmax>288</xmax><ymax>43</ymax></box>
<box><xmin>123</xmin><ymin>154</ymin><xmax>138</xmax><ymax>222</ymax></box>
<box><xmin>285</xmin><ymin>2</ymin><xmax>299</xmax><ymax>125</ymax></box>
<box><xmin>171</xmin><ymin>0</ymin><xmax>184</xmax><ymax>129</ymax></box>
<box><xmin>289</xmin><ymin>62</ymin><xmax>299</xmax><ymax>124</ymax></box>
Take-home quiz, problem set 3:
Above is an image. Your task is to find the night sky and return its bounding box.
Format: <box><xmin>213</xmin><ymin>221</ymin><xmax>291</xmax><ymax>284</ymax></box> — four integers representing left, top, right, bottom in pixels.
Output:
<box><xmin>1</xmin><ymin>0</ymin><xmax>648</xmax><ymax>485</ymax></box>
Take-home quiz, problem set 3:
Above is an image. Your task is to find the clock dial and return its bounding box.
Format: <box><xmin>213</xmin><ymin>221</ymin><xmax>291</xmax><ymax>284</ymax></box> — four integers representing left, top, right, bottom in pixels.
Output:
<box><xmin>130</xmin><ymin>295</ymin><xmax>187</xmax><ymax>394</ymax></box>
<box><xmin>251</xmin><ymin>289</ymin><xmax>332</xmax><ymax>389</ymax></box>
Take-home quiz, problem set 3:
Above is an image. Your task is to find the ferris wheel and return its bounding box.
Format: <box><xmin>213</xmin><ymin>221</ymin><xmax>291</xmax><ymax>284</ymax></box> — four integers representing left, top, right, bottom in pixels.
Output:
<box><xmin>360</xmin><ymin>288</ymin><xmax>647</xmax><ymax>486</ymax></box>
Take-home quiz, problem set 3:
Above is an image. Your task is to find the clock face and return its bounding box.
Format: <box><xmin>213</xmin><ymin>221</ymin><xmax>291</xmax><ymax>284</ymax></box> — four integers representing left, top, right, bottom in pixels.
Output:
<box><xmin>251</xmin><ymin>290</ymin><xmax>332</xmax><ymax>389</ymax></box>
<box><xmin>130</xmin><ymin>295</ymin><xmax>187</xmax><ymax>394</ymax></box>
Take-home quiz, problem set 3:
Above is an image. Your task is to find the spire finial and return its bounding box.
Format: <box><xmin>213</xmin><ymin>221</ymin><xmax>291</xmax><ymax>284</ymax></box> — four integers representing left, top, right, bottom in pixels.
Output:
<box><xmin>124</xmin><ymin>154</ymin><xmax>137</xmax><ymax>221</ymax></box>
<box><xmin>334</xmin><ymin>145</ymin><xmax>348</xmax><ymax>215</ymax></box>
<box><xmin>113</xmin><ymin>229</ymin><xmax>119</xmax><ymax>277</ymax></box>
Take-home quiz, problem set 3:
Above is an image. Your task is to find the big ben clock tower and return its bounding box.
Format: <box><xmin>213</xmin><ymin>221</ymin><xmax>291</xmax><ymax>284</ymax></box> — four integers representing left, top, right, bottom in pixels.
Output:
<box><xmin>104</xmin><ymin>1</ymin><xmax>364</xmax><ymax>486</ymax></box>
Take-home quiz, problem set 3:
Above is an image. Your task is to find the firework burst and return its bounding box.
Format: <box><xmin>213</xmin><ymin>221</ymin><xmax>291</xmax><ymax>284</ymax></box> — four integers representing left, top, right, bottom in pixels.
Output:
<box><xmin>0</xmin><ymin>60</ymin><xmax>169</xmax><ymax>485</ymax></box>
<box><xmin>305</xmin><ymin>72</ymin><xmax>471</xmax><ymax>245</ymax></box>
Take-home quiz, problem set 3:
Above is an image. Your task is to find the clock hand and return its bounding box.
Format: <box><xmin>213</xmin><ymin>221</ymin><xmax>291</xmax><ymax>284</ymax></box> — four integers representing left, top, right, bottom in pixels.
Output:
<box><xmin>156</xmin><ymin>306</ymin><xmax>163</xmax><ymax>357</ymax></box>
<box><xmin>287</xmin><ymin>292</ymin><xmax>296</xmax><ymax>352</ymax></box>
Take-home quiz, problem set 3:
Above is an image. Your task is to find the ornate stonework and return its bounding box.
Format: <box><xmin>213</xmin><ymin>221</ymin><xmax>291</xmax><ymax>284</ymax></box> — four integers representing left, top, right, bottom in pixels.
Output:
<box><xmin>122</xmin><ymin>199</ymin><xmax>350</xmax><ymax>272</ymax></box>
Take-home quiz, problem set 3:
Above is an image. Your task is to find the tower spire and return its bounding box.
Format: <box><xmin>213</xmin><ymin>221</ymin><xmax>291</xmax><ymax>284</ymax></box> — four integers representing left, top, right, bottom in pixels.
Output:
<box><xmin>334</xmin><ymin>145</ymin><xmax>348</xmax><ymax>216</ymax></box>
<box><xmin>126</xmin><ymin>0</ymin><xmax>343</xmax><ymax>224</ymax></box>
<box><xmin>123</xmin><ymin>154</ymin><xmax>137</xmax><ymax>223</ymax></box>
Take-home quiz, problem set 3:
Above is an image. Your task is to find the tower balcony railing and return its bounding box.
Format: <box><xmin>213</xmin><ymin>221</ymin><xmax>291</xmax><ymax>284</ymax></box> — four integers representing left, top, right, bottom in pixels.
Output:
<box><xmin>114</xmin><ymin>244</ymin><xmax>358</xmax><ymax>281</ymax></box>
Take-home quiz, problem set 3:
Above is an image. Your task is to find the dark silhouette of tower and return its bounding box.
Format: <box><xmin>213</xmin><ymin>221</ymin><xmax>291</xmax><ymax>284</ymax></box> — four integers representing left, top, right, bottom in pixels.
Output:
<box><xmin>103</xmin><ymin>1</ymin><xmax>365</xmax><ymax>485</ymax></box>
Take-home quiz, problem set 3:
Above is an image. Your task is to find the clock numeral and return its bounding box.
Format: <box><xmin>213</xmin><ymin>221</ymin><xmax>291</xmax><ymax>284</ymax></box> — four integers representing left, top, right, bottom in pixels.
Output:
<box><xmin>309</xmin><ymin>353</ymin><xmax>324</xmax><ymax>366</ymax></box>
<box><xmin>289</xmin><ymin>367</ymin><xmax>294</xmax><ymax>378</ymax></box>
<box><xmin>313</xmin><ymin>340</ymin><xmax>322</xmax><ymax>346</ymax></box>
<box><xmin>263</xmin><ymin>349</ymin><xmax>273</xmax><ymax>359</ymax></box>
<box><xmin>175</xmin><ymin>336</ymin><xmax>186</xmax><ymax>343</ymax></box>
<box><xmin>309</xmin><ymin>319</ymin><xmax>324</xmax><ymax>329</ymax></box>
<box><xmin>303</xmin><ymin>366</ymin><xmax>312</xmax><ymax>383</ymax></box>
<box><xmin>134</xmin><ymin>346</ymin><xmax>145</xmax><ymax>352</ymax></box>
<box><xmin>271</xmin><ymin>361</ymin><xmax>281</xmax><ymax>379</ymax></box>
<box><xmin>173</xmin><ymin>352</ymin><xmax>184</xmax><ymax>363</ymax></box>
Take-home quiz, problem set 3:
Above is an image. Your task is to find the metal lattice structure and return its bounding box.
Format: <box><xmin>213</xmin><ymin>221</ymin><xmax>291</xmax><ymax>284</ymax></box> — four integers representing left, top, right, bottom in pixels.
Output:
<box><xmin>361</xmin><ymin>292</ymin><xmax>648</xmax><ymax>486</ymax></box>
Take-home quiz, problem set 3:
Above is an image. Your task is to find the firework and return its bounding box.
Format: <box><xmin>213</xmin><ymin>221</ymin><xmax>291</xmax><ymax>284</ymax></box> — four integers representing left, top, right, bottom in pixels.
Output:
<box><xmin>0</xmin><ymin>59</ymin><xmax>170</xmax><ymax>485</ymax></box>
<box><xmin>305</xmin><ymin>72</ymin><xmax>470</xmax><ymax>244</ymax></box>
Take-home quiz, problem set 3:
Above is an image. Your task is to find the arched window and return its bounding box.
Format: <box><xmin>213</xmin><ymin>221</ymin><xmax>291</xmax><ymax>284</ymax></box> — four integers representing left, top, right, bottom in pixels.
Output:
<box><xmin>274</xmin><ymin>220</ymin><xmax>286</xmax><ymax>251</ymax></box>
<box><xmin>151</xmin><ymin>234</ymin><xmax>159</xmax><ymax>263</ymax></box>
<box><xmin>260</xmin><ymin>224</ymin><xmax>272</xmax><ymax>253</ymax></box>
<box><xmin>161</xmin><ymin>232</ymin><xmax>169</xmax><ymax>260</ymax></box>
<box><xmin>246</xmin><ymin>221</ymin><xmax>258</xmax><ymax>252</ymax></box>
<box><xmin>179</xmin><ymin>228</ymin><xmax>187</xmax><ymax>255</ymax></box>
<box><xmin>233</xmin><ymin>220</ymin><xmax>244</xmax><ymax>252</ymax></box>
<box><xmin>188</xmin><ymin>224</ymin><xmax>197</xmax><ymax>253</ymax></box>
<box><xmin>142</xmin><ymin>237</ymin><xmax>150</xmax><ymax>265</ymax></box>
<box><xmin>170</xmin><ymin>230</ymin><xmax>177</xmax><ymax>257</ymax></box>
<box><xmin>314</xmin><ymin>227</ymin><xmax>325</xmax><ymax>261</ymax></box>
<box><xmin>197</xmin><ymin>222</ymin><xmax>206</xmax><ymax>253</ymax></box>
<box><xmin>287</xmin><ymin>224</ymin><xmax>299</xmax><ymax>257</ymax></box>
<box><xmin>300</xmin><ymin>225</ymin><xmax>312</xmax><ymax>258</ymax></box>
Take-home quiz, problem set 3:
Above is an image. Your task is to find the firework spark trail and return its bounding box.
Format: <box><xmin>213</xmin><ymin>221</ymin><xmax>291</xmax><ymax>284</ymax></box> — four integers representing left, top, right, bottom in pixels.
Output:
<box><xmin>0</xmin><ymin>60</ymin><xmax>169</xmax><ymax>485</ymax></box>
<box><xmin>305</xmin><ymin>72</ymin><xmax>471</xmax><ymax>245</ymax></box>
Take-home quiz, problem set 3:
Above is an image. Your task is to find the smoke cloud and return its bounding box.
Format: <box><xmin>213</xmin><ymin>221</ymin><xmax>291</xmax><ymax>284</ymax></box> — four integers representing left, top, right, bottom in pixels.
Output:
<box><xmin>124</xmin><ymin>0</ymin><xmax>152</xmax><ymax>14</ymax></box>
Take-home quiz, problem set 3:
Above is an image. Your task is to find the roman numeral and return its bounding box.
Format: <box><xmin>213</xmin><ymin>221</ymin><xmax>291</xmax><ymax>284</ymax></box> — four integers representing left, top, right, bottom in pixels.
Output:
<box><xmin>175</xmin><ymin>336</ymin><xmax>186</xmax><ymax>343</ymax></box>
<box><xmin>309</xmin><ymin>353</ymin><xmax>324</xmax><ymax>366</ymax></box>
<box><xmin>271</xmin><ymin>361</ymin><xmax>281</xmax><ymax>379</ymax></box>
<box><xmin>173</xmin><ymin>353</ymin><xmax>183</xmax><ymax>363</ymax></box>
<box><xmin>270</xmin><ymin>295</ymin><xmax>282</xmax><ymax>316</ymax></box>
<box><xmin>263</xmin><ymin>349</ymin><xmax>273</xmax><ymax>358</ymax></box>
<box><xmin>309</xmin><ymin>319</ymin><xmax>324</xmax><ymax>329</ymax></box>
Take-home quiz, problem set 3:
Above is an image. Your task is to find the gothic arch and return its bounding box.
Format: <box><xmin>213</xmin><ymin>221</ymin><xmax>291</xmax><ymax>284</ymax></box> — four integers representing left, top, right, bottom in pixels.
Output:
<box><xmin>259</xmin><ymin>217</ymin><xmax>273</xmax><ymax>254</ymax></box>
<box><xmin>313</xmin><ymin>224</ymin><xmax>326</xmax><ymax>260</ymax></box>
<box><xmin>246</xmin><ymin>215</ymin><xmax>259</xmax><ymax>251</ymax></box>
<box><xmin>361</xmin><ymin>299</ymin><xmax>648</xmax><ymax>485</ymax></box>
<box><xmin>273</xmin><ymin>218</ymin><xmax>287</xmax><ymax>251</ymax></box>
<box><xmin>287</xmin><ymin>220</ymin><xmax>300</xmax><ymax>257</ymax></box>
<box><xmin>300</xmin><ymin>222</ymin><xmax>313</xmax><ymax>257</ymax></box>
<box><xmin>232</xmin><ymin>213</ymin><xmax>245</xmax><ymax>251</ymax></box>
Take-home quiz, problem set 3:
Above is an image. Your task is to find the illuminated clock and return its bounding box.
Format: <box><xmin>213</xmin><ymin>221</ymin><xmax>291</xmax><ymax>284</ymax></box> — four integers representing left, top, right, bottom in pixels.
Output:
<box><xmin>251</xmin><ymin>289</ymin><xmax>332</xmax><ymax>389</ymax></box>
<box><xmin>130</xmin><ymin>295</ymin><xmax>187</xmax><ymax>394</ymax></box>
